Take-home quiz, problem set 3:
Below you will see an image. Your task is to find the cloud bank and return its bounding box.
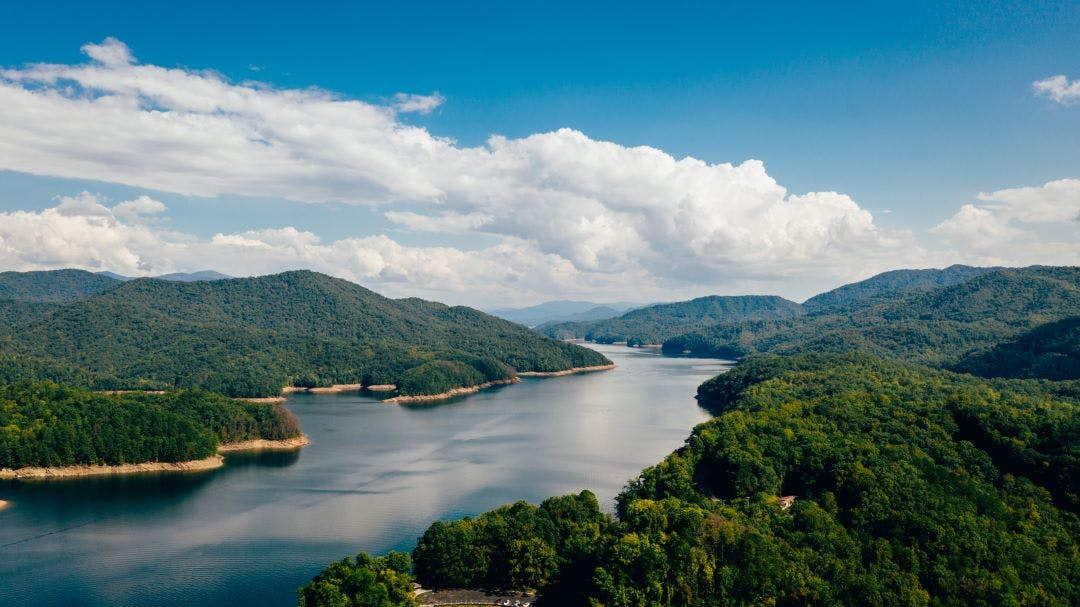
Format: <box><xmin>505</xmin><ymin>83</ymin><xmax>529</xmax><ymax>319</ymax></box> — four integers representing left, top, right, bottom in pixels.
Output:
<box><xmin>0</xmin><ymin>40</ymin><xmax>1076</xmax><ymax>304</ymax></box>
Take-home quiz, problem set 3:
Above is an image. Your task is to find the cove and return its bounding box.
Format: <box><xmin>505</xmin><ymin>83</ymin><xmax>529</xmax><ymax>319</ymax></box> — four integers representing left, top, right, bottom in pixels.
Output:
<box><xmin>0</xmin><ymin>344</ymin><xmax>728</xmax><ymax>607</ymax></box>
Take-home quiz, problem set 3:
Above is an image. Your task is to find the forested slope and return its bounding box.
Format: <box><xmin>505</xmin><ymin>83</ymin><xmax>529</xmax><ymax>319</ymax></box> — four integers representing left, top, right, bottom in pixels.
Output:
<box><xmin>0</xmin><ymin>269</ymin><xmax>120</xmax><ymax>302</ymax></box>
<box><xmin>664</xmin><ymin>266</ymin><xmax>1080</xmax><ymax>368</ymax></box>
<box><xmin>954</xmin><ymin>316</ymin><xmax>1080</xmax><ymax>380</ymax></box>
<box><xmin>540</xmin><ymin>295</ymin><xmax>804</xmax><ymax>346</ymax></box>
<box><xmin>801</xmin><ymin>264</ymin><xmax>995</xmax><ymax>313</ymax></box>
<box><xmin>0</xmin><ymin>381</ymin><xmax>300</xmax><ymax>469</ymax></box>
<box><xmin>0</xmin><ymin>270</ymin><xmax>609</xmax><ymax>397</ymax></box>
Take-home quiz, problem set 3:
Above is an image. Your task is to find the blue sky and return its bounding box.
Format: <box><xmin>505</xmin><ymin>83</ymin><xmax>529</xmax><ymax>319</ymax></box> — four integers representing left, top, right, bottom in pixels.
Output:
<box><xmin>0</xmin><ymin>1</ymin><xmax>1078</xmax><ymax>305</ymax></box>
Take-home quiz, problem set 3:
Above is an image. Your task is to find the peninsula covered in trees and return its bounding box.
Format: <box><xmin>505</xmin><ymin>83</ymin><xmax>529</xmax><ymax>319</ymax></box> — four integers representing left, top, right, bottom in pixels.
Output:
<box><xmin>0</xmin><ymin>381</ymin><xmax>301</xmax><ymax>472</ymax></box>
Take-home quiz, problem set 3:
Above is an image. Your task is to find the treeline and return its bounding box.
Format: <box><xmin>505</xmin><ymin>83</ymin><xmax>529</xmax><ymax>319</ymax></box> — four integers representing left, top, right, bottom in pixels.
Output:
<box><xmin>0</xmin><ymin>269</ymin><xmax>609</xmax><ymax>397</ymax></box>
<box><xmin>0</xmin><ymin>381</ymin><xmax>300</xmax><ymax>468</ymax></box>
<box><xmin>305</xmin><ymin>354</ymin><xmax>1080</xmax><ymax>606</ymax></box>
<box><xmin>298</xmin><ymin>552</ymin><xmax>416</xmax><ymax>607</ymax></box>
<box><xmin>412</xmin><ymin>491</ymin><xmax>609</xmax><ymax>593</ymax></box>
<box><xmin>954</xmin><ymin>316</ymin><xmax>1080</xmax><ymax>380</ymax></box>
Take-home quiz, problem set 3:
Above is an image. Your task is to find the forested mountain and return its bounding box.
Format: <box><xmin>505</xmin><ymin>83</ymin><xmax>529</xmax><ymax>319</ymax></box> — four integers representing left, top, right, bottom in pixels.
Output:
<box><xmin>308</xmin><ymin>354</ymin><xmax>1080</xmax><ymax>606</ymax></box>
<box><xmin>540</xmin><ymin>295</ymin><xmax>805</xmax><ymax>346</ymax></box>
<box><xmin>801</xmin><ymin>264</ymin><xmax>995</xmax><ymax>313</ymax></box>
<box><xmin>0</xmin><ymin>269</ymin><xmax>120</xmax><ymax>302</ymax></box>
<box><xmin>664</xmin><ymin>266</ymin><xmax>1080</xmax><ymax>367</ymax></box>
<box><xmin>0</xmin><ymin>381</ymin><xmax>300</xmax><ymax>469</ymax></box>
<box><xmin>955</xmin><ymin>316</ymin><xmax>1080</xmax><ymax>380</ymax></box>
<box><xmin>0</xmin><ymin>270</ymin><xmax>609</xmax><ymax>397</ymax></box>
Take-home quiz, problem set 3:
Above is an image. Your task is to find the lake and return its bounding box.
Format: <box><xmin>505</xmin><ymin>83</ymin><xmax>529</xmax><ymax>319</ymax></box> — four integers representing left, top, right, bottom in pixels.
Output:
<box><xmin>0</xmin><ymin>344</ymin><xmax>728</xmax><ymax>607</ymax></box>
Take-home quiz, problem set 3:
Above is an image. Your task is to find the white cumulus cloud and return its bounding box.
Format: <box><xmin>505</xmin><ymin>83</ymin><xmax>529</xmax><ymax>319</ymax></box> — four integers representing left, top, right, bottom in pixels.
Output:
<box><xmin>0</xmin><ymin>38</ymin><xmax>917</xmax><ymax>293</ymax></box>
<box><xmin>1033</xmin><ymin>75</ymin><xmax>1080</xmax><ymax>105</ymax></box>
<box><xmin>393</xmin><ymin>92</ymin><xmax>445</xmax><ymax>114</ymax></box>
<box><xmin>932</xmin><ymin>179</ymin><xmax>1080</xmax><ymax>266</ymax></box>
<box><xmin>4</xmin><ymin>40</ymin><xmax>1075</xmax><ymax>303</ymax></box>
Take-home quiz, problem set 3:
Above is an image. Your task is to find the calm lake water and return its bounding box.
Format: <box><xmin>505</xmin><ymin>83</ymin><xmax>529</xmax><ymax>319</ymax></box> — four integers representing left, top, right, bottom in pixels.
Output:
<box><xmin>0</xmin><ymin>344</ymin><xmax>727</xmax><ymax>607</ymax></box>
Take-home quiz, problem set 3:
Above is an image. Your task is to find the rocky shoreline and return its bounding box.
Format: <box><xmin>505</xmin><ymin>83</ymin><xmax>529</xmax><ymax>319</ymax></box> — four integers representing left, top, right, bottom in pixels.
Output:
<box><xmin>517</xmin><ymin>363</ymin><xmax>617</xmax><ymax>377</ymax></box>
<box><xmin>0</xmin><ymin>434</ymin><xmax>311</xmax><ymax>480</ymax></box>
<box><xmin>384</xmin><ymin>378</ymin><xmax>519</xmax><ymax>404</ymax></box>
<box><xmin>0</xmin><ymin>455</ymin><xmax>226</xmax><ymax>480</ymax></box>
<box><xmin>218</xmin><ymin>434</ymin><xmax>310</xmax><ymax>452</ymax></box>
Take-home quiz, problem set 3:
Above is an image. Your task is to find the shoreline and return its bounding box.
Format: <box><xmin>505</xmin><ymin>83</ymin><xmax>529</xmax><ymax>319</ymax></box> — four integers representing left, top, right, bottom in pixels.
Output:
<box><xmin>0</xmin><ymin>455</ymin><xmax>225</xmax><ymax>480</ymax></box>
<box><xmin>282</xmin><ymin>383</ymin><xmax>367</xmax><ymax>395</ymax></box>
<box><xmin>237</xmin><ymin>396</ymin><xmax>286</xmax><ymax>404</ymax></box>
<box><xmin>384</xmin><ymin>378</ymin><xmax>519</xmax><ymax>404</ymax></box>
<box><xmin>218</xmin><ymin>434</ymin><xmax>310</xmax><ymax>452</ymax></box>
<box><xmin>518</xmin><ymin>363</ymin><xmax>617</xmax><ymax>377</ymax></box>
<box><xmin>365</xmin><ymin>384</ymin><xmax>397</xmax><ymax>392</ymax></box>
<box><xmin>0</xmin><ymin>434</ymin><xmax>311</xmax><ymax>480</ymax></box>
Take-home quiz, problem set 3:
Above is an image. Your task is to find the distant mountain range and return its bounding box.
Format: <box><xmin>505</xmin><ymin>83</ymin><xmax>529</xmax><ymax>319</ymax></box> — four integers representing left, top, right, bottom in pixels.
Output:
<box><xmin>488</xmin><ymin>299</ymin><xmax>646</xmax><ymax>327</ymax></box>
<box><xmin>96</xmin><ymin>270</ymin><xmax>232</xmax><ymax>282</ymax></box>
<box><xmin>534</xmin><ymin>264</ymin><xmax>1080</xmax><ymax>380</ymax></box>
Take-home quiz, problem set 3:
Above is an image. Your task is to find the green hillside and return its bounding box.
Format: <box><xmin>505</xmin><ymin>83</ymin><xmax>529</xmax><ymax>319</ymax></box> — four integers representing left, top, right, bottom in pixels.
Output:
<box><xmin>955</xmin><ymin>316</ymin><xmax>1080</xmax><ymax>380</ymax></box>
<box><xmin>802</xmin><ymin>264</ymin><xmax>995</xmax><ymax>313</ymax></box>
<box><xmin>540</xmin><ymin>295</ymin><xmax>805</xmax><ymax>346</ymax></box>
<box><xmin>0</xmin><ymin>381</ymin><xmax>300</xmax><ymax>469</ymax></box>
<box><xmin>0</xmin><ymin>270</ymin><xmax>609</xmax><ymax>397</ymax></box>
<box><xmin>664</xmin><ymin>266</ymin><xmax>1080</xmax><ymax>368</ymax></box>
<box><xmin>0</xmin><ymin>269</ymin><xmax>120</xmax><ymax>302</ymax></box>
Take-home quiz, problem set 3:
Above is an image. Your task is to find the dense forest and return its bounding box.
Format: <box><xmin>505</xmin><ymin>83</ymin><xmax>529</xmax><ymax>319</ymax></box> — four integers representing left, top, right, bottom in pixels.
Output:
<box><xmin>538</xmin><ymin>265</ymin><xmax>1000</xmax><ymax>349</ymax></box>
<box><xmin>954</xmin><ymin>316</ymin><xmax>1080</xmax><ymax>380</ymax></box>
<box><xmin>799</xmin><ymin>264</ymin><xmax>995</xmax><ymax>313</ymax></box>
<box><xmin>540</xmin><ymin>295</ymin><xmax>804</xmax><ymax>346</ymax></box>
<box><xmin>301</xmin><ymin>264</ymin><xmax>1080</xmax><ymax>606</ymax></box>
<box><xmin>298</xmin><ymin>552</ymin><xmax>417</xmax><ymax>607</ymax></box>
<box><xmin>0</xmin><ymin>381</ymin><xmax>300</xmax><ymax>468</ymax></box>
<box><xmin>306</xmin><ymin>353</ymin><xmax>1079</xmax><ymax>606</ymax></box>
<box><xmin>663</xmin><ymin>266</ymin><xmax>1080</xmax><ymax>369</ymax></box>
<box><xmin>0</xmin><ymin>269</ymin><xmax>121</xmax><ymax>302</ymax></box>
<box><xmin>0</xmin><ymin>269</ymin><xmax>609</xmax><ymax>397</ymax></box>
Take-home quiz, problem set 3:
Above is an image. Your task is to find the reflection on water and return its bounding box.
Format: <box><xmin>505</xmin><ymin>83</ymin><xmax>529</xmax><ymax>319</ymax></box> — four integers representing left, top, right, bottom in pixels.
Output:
<box><xmin>0</xmin><ymin>344</ymin><xmax>729</xmax><ymax>607</ymax></box>
<box><xmin>223</xmin><ymin>449</ymin><xmax>303</xmax><ymax>468</ymax></box>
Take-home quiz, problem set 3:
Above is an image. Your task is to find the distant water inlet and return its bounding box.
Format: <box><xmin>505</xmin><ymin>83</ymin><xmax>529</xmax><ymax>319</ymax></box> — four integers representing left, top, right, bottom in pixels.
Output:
<box><xmin>0</xmin><ymin>344</ymin><xmax>728</xmax><ymax>607</ymax></box>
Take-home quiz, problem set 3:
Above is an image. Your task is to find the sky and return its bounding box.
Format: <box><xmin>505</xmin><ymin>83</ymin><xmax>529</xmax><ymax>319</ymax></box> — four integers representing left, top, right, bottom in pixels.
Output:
<box><xmin>0</xmin><ymin>1</ymin><xmax>1078</xmax><ymax>306</ymax></box>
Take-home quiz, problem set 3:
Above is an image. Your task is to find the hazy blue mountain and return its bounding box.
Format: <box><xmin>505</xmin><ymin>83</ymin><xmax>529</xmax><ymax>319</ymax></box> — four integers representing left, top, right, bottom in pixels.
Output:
<box><xmin>95</xmin><ymin>270</ymin><xmax>233</xmax><ymax>282</ymax></box>
<box><xmin>95</xmin><ymin>270</ymin><xmax>132</xmax><ymax>281</ymax></box>
<box><xmin>155</xmin><ymin>270</ymin><xmax>233</xmax><ymax>282</ymax></box>
<box><xmin>489</xmin><ymin>300</ymin><xmax>644</xmax><ymax>327</ymax></box>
